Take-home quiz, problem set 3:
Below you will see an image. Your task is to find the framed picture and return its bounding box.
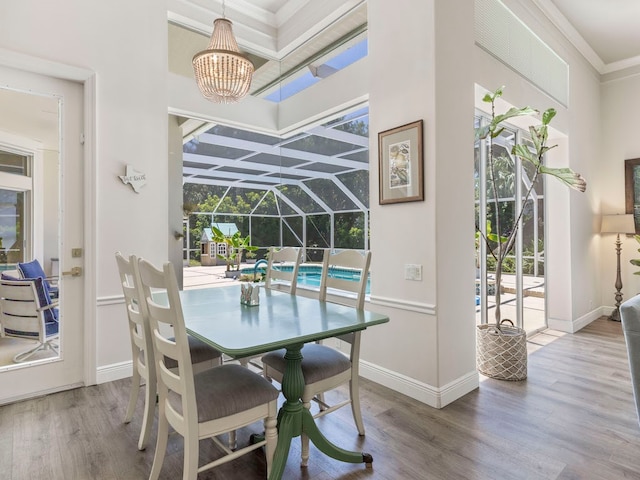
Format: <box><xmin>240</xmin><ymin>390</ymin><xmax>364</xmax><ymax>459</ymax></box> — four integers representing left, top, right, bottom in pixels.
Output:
<box><xmin>625</xmin><ymin>158</ymin><xmax>640</xmax><ymax>234</ymax></box>
<box><xmin>378</xmin><ymin>120</ymin><xmax>424</xmax><ymax>205</ymax></box>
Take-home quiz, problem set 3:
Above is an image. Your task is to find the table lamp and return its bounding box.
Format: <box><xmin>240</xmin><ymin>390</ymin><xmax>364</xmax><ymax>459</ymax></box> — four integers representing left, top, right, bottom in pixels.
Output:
<box><xmin>601</xmin><ymin>213</ymin><xmax>636</xmax><ymax>321</ymax></box>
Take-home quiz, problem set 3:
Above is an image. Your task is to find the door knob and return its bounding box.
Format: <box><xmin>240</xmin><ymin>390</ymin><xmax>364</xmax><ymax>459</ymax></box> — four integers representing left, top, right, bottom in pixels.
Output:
<box><xmin>62</xmin><ymin>266</ymin><xmax>82</xmax><ymax>277</ymax></box>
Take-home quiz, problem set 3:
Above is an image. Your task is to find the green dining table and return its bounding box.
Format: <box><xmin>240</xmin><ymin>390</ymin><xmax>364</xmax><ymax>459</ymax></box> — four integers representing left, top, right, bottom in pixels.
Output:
<box><xmin>178</xmin><ymin>284</ymin><xmax>389</xmax><ymax>480</ymax></box>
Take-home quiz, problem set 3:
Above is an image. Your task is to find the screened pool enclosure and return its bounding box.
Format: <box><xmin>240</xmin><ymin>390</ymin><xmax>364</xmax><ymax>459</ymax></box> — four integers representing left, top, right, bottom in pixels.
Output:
<box><xmin>182</xmin><ymin>108</ymin><xmax>370</xmax><ymax>263</ymax></box>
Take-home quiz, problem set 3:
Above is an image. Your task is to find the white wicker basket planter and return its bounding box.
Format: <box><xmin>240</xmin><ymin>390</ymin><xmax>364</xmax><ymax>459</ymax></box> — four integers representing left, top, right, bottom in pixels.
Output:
<box><xmin>476</xmin><ymin>322</ymin><xmax>527</xmax><ymax>381</ymax></box>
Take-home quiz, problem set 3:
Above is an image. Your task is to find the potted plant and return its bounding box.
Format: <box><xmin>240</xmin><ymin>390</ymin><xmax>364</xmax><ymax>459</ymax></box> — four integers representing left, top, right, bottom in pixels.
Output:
<box><xmin>234</xmin><ymin>234</ymin><xmax>258</xmax><ymax>270</ymax></box>
<box><xmin>630</xmin><ymin>236</ymin><xmax>640</xmax><ymax>275</ymax></box>
<box><xmin>211</xmin><ymin>226</ymin><xmax>257</xmax><ymax>278</ymax></box>
<box><xmin>475</xmin><ymin>86</ymin><xmax>587</xmax><ymax>380</ymax></box>
<box><xmin>245</xmin><ymin>250</ymin><xmax>257</xmax><ymax>264</ymax></box>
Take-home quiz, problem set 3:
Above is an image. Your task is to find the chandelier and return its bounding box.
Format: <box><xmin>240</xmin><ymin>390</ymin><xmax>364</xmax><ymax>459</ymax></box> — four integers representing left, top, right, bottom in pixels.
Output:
<box><xmin>192</xmin><ymin>1</ymin><xmax>254</xmax><ymax>104</ymax></box>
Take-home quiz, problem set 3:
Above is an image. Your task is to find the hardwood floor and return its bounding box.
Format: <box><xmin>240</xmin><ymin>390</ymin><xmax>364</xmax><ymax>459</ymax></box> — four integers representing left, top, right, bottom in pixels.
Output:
<box><xmin>1</xmin><ymin>317</ymin><xmax>640</xmax><ymax>479</ymax></box>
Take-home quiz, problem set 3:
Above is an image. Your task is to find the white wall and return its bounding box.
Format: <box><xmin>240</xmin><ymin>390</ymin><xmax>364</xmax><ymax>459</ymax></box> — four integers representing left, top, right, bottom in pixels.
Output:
<box><xmin>0</xmin><ymin>0</ymin><xmax>170</xmax><ymax>376</ymax></box>
<box><xmin>0</xmin><ymin>0</ymin><xmax>623</xmax><ymax>406</ymax></box>
<box><xmin>601</xmin><ymin>71</ymin><xmax>640</xmax><ymax>305</ymax></box>
<box><xmin>365</xmin><ymin>0</ymin><xmax>478</xmax><ymax>407</ymax></box>
<box><xmin>169</xmin><ymin>115</ymin><xmax>184</xmax><ymax>288</ymax></box>
<box><xmin>475</xmin><ymin>0</ymin><xmax>601</xmax><ymax>332</ymax></box>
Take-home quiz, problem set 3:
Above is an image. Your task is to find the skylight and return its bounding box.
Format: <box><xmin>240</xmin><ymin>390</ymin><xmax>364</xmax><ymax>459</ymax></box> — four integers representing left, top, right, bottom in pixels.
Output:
<box><xmin>265</xmin><ymin>38</ymin><xmax>368</xmax><ymax>103</ymax></box>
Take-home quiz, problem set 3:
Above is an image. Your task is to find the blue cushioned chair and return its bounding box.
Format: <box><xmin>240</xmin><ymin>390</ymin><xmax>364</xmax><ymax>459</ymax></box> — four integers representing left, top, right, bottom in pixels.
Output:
<box><xmin>18</xmin><ymin>259</ymin><xmax>59</xmax><ymax>299</ymax></box>
<box><xmin>0</xmin><ymin>277</ymin><xmax>59</xmax><ymax>362</ymax></box>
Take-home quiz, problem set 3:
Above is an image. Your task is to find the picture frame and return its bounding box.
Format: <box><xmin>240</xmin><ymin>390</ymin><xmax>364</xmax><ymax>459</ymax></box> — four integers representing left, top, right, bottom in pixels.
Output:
<box><xmin>625</xmin><ymin>158</ymin><xmax>640</xmax><ymax>234</ymax></box>
<box><xmin>378</xmin><ymin>120</ymin><xmax>424</xmax><ymax>205</ymax></box>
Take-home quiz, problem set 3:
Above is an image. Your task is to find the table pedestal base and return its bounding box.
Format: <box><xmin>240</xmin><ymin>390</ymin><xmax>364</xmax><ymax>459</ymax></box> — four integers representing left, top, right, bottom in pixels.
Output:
<box><xmin>267</xmin><ymin>344</ymin><xmax>372</xmax><ymax>480</ymax></box>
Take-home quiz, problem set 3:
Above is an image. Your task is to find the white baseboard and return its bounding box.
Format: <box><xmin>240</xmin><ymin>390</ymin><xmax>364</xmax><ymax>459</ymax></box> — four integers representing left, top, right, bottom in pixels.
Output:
<box><xmin>548</xmin><ymin>306</ymin><xmax>604</xmax><ymax>333</ymax></box>
<box><xmin>0</xmin><ymin>382</ymin><xmax>84</xmax><ymax>406</ymax></box>
<box><xmin>359</xmin><ymin>359</ymin><xmax>479</xmax><ymax>409</ymax></box>
<box><xmin>96</xmin><ymin>356</ymin><xmax>478</xmax><ymax>409</ymax></box>
<box><xmin>96</xmin><ymin>360</ymin><xmax>132</xmax><ymax>384</ymax></box>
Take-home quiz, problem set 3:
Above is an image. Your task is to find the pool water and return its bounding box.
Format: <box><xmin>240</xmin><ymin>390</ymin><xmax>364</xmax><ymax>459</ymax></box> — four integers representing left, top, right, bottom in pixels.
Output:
<box><xmin>242</xmin><ymin>264</ymin><xmax>371</xmax><ymax>294</ymax></box>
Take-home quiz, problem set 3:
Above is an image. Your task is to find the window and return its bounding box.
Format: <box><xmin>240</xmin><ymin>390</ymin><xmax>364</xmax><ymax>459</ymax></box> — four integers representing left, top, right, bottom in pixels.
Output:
<box><xmin>0</xmin><ymin>145</ymin><xmax>33</xmax><ymax>270</ymax></box>
<box><xmin>474</xmin><ymin>114</ymin><xmax>546</xmax><ymax>334</ymax></box>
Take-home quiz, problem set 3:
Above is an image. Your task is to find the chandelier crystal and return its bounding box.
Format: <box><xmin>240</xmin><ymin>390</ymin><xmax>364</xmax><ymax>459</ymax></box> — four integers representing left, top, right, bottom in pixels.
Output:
<box><xmin>192</xmin><ymin>14</ymin><xmax>254</xmax><ymax>104</ymax></box>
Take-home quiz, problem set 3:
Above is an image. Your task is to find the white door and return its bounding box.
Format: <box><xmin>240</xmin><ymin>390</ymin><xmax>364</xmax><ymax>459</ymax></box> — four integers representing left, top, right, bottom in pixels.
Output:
<box><xmin>0</xmin><ymin>64</ymin><xmax>86</xmax><ymax>403</ymax></box>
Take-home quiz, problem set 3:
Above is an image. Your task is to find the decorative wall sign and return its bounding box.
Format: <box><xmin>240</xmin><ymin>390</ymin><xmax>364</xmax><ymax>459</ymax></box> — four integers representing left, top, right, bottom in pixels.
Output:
<box><xmin>378</xmin><ymin>120</ymin><xmax>424</xmax><ymax>204</ymax></box>
<box><xmin>119</xmin><ymin>165</ymin><xmax>147</xmax><ymax>193</ymax></box>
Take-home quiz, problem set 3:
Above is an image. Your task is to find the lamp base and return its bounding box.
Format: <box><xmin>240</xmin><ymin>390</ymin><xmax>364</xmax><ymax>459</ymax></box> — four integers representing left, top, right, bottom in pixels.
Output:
<box><xmin>609</xmin><ymin>308</ymin><xmax>621</xmax><ymax>322</ymax></box>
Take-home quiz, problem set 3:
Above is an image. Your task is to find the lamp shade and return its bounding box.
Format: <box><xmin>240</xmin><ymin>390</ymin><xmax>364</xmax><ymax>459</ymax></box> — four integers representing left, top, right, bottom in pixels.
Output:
<box><xmin>601</xmin><ymin>214</ymin><xmax>636</xmax><ymax>234</ymax></box>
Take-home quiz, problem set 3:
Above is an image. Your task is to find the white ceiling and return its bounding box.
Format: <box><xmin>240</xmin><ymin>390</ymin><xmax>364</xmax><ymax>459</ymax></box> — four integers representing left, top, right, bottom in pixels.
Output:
<box><xmin>521</xmin><ymin>0</ymin><xmax>640</xmax><ymax>74</ymax></box>
<box><xmin>2</xmin><ymin>0</ymin><xmax>638</xmax><ymax>155</ymax></box>
<box><xmin>167</xmin><ymin>0</ymin><xmax>365</xmax><ymax>61</ymax></box>
<box><xmin>169</xmin><ymin>0</ymin><xmax>640</xmax><ymax>75</ymax></box>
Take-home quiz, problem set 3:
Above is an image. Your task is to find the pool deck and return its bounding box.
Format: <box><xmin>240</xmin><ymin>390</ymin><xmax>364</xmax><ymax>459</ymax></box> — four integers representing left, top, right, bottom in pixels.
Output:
<box><xmin>183</xmin><ymin>264</ymin><xmax>245</xmax><ymax>289</ymax></box>
<box><xmin>182</xmin><ymin>262</ymin><xmax>322</xmax><ymax>290</ymax></box>
<box><xmin>184</xmin><ymin>264</ymin><xmax>547</xmax><ymax>334</ymax></box>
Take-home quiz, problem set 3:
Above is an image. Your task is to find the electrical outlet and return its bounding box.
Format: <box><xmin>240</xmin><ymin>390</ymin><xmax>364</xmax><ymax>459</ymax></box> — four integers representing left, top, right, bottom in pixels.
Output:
<box><xmin>404</xmin><ymin>264</ymin><xmax>422</xmax><ymax>281</ymax></box>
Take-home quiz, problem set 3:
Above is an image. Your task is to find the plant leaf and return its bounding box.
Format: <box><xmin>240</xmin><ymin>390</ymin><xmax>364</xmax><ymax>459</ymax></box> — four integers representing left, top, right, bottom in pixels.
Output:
<box><xmin>492</xmin><ymin>106</ymin><xmax>537</xmax><ymax>128</ymax></box>
<box><xmin>538</xmin><ymin>166</ymin><xmax>587</xmax><ymax>192</ymax></box>
<box><xmin>512</xmin><ymin>144</ymin><xmax>539</xmax><ymax>168</ymax></box>
<box><xmin>483</xmin><ymin>86</ymin><xmax>504</xmax><ymax>104</ymax></box>
<box><xmin>490</xmin><ymin>127</ymin><xmax>505</xmax><ymax>139</ymax></box>
<box><xmin>542</xmin><ymin>108</ymin><xmax>556</xmax><ymax>125</ymax></box>
<box><xmin>487</xmin><ymin>233</ymin><xmax>508</xmax><ymax>244</ymax></box>
<box><xmin>475</xmin><ymin>125</ymin><xmax>490</xmax><ymax>141</ymax></box>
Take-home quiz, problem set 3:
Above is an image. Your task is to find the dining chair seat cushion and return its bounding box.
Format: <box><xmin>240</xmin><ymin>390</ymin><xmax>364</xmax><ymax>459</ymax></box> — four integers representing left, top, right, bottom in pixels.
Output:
<box><xmin>262</xmin><ymin>343</ymin><xmax>351</xmax><ymax>384</ymax></box>
<box><xmin>168</xmin><ymin>364</ymin><xmax>279</xmax><ymax>421</ymax></box>
<box><xmin>164</xmin><ymin>335</ymin><xmax>222</xmax><ymax>369</ymax></box>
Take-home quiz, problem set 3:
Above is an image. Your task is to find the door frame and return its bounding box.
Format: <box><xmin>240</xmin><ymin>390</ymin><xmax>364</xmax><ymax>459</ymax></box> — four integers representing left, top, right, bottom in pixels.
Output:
<box><xmin>0</xmin><ymin>47</ymin><xmax>97</xmax><ymax>390</ymax></box>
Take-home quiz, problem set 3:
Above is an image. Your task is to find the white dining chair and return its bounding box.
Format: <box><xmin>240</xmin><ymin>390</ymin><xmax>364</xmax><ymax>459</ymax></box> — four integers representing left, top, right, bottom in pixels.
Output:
<box><xmin>264</xmin><ymin>246</ymin><xmax>302</xmax><ymax>293</ymax></box>
<box><xmin>262</xmin><ymin>248</ymin><xmax>371</xmax><ymax>466</ymax></box>
<box><xmin>136</xmin><ymin>258</ymin><xmax>279</xmax><ymax>479</ymax></box>
<box><xmin>115</xmin><ymin>252</ymin><xmax>223</xmax><ymax>451</ymax></box>
<box><xmin>237</xmin><ymin>246</ymin><xmax>303</xmax><ymax>372</ymax></box>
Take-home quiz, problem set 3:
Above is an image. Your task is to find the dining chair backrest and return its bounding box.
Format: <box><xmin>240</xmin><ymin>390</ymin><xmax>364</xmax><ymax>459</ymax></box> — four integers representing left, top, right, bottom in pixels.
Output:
<box><xmin>137</xmin><ymin>258</ymin><xmax>197</xmax><ymax>429</ymax></box>
<box><xmin>265</xmin><ymin>246</ymin><xmax>302</xmax><ymax>294</ymax></box>
<box><xmin>115</xmin><ymin>252</ymin><xmax>155</xmax><ymax>390</ymax></box>
<box><xmin>319</xmin><ymin>249</ymin><xmax>371</xmax><ymax>310</ymax></box>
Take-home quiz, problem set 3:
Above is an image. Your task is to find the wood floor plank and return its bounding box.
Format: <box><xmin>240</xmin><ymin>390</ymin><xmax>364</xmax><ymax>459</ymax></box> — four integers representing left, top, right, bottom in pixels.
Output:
<box><xmin>2</xmin><ymin>317</ymin><xmax>640</xmax><ymax>479</ymax></box>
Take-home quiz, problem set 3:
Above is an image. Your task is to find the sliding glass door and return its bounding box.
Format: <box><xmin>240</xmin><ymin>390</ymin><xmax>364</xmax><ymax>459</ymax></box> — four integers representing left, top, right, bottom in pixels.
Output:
<box><xmin>475</xmin><ymin>114</ymin><xmax>547</xmax><ymax>334</ymax></box>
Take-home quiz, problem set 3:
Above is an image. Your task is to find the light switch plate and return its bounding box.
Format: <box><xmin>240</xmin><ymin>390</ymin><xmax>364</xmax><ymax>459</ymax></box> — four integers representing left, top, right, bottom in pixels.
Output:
<box><xmin>404</xmin><ymin>264</ymin><xmax>422</xmax><ymax>281</ymax></box>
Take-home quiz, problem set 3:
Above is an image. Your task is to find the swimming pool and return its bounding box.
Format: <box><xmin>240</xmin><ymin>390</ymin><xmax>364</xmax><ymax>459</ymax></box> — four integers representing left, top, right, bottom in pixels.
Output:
<box><xmin>242</xmin><ymin>264</ymin><xmax>371</xmax><ymax>293</ymax></box>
